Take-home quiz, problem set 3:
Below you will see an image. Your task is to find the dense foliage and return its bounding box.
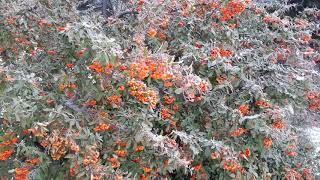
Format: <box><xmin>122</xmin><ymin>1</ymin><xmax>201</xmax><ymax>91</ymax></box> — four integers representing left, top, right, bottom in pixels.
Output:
<box><xmin>0</xmin><ymin>0</ymin><xmax>319</xmax><ymax>179</ymax></box>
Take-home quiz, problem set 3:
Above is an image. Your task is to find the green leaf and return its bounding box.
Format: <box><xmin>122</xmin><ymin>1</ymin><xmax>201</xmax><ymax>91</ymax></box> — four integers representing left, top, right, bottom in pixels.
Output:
<box><xmin>174</xmin><ymin>88</ymin><xmax>183</xmax><ymax>94</ymax></box>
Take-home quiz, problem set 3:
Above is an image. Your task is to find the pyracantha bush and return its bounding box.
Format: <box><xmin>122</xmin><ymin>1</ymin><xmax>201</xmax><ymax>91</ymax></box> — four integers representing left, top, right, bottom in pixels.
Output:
<box><xmin>0</xmin><ymin>0</ymin><xmax>320</xmax><ymax>179</ymax></box>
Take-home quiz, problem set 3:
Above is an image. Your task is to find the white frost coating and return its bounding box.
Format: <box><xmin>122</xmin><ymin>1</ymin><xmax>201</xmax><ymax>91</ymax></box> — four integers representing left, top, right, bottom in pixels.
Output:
<box><xmin>305</xmin><ymin>127</ymin><xmax>320</xmax><ymax>152</ymax></box>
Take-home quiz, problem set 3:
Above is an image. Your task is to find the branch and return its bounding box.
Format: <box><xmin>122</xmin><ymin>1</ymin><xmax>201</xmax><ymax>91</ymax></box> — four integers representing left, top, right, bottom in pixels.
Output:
<box><xmin>102</xmin><ymin>0</ymin><xmax>114</xmax><ymax>18</ymax></box>
<box><xmin>117</xmin><ymin>11</ymin><xmax>139</xmax><ymax>18</ymax></box>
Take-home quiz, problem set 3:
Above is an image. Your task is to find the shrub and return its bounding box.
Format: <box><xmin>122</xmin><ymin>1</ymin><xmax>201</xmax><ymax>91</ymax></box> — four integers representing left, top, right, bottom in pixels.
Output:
<box><xmin>0</xmin><ymin>0</ymin><xmax>319</xmax><ymax>179</ymax></box>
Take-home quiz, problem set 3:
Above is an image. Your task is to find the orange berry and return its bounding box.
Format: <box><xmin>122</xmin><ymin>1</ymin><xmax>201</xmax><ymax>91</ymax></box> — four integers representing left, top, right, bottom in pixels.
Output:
<box><xmin>263</xmin><ymin>137</ymin><xmax>272</xmax><ymax>149</ymax></box>
<box><xmin>143</xmin><ymin>167</ymin><xmax>152</xmax><ymax>173</ymax></box>
<box><xmin>211</xmin><ymin>152</ymin><xmax>220</xmax><ymax>160</ymax></box>
<box><xmin>192</xmin><ymin>164</ymin><xmax>202</xmax><ymax>171</ymax></box>
<box><xmin>272</xmin><ymin>120</ymin><xmax>285</xmax><ymax>129</ymax></box>
<box><xmin>118</xmin><ymin>85</ymin><xmax>125</xmax><ymax>91</ymax></box>
<box><xmin>115</xmin><ymin>150</ymin><xmax>126</xmax><ymax>157</ymax></box>
<box><xmin>287</xmin><ymin>151</ymin><xmax>297</xmax><ymax>157</ymax></box>
<box><xmin>47</xmin><ymin>50</ymin><xmax>57</xmax><ymax>55</ymax></box>
<box><xmin>229</xmin><ymin>128</ymin><xmax>247</xmax><ymax>136</ymax></box>
<box><xmin>159</xmin><ymin>32</ymin><xmax>167</xmax><ymax>40</ymax></box>
<box><xmin>86</xmin><ymin>99</ymin><xmax>97</xmax><ymax>106</ymax></box>
<box><xmin>238</xmin><ymin>104</ymin><xmax>249</xmax><ymax>116</ymax></box>
<box><xmin>57</xmin><ymin>26</ymin><xmax>65</xmax><ymax>31</ymax></box>
<box><xmin>147</xmin><ymin>28</ymin><xmax>157</xmax><ymax>37</ymax></box>
<box><xmin>135</xmin><ymin>145</ymin><xmax>144</xmax><ymax>151</ymax></box>
<box><xmin>211</xmin><ymin>47</ymin><xmax>220</xmax><ymax>59</ymax></box>
<box><xmin>164</xmin><ymin>81</ymin><xmax>173</xmax><ymax>87</ymax></box>
<box><xmin>66</xmin><ymin>63</ymin><xmax>73</xmax><ymax>69</ymax></box>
